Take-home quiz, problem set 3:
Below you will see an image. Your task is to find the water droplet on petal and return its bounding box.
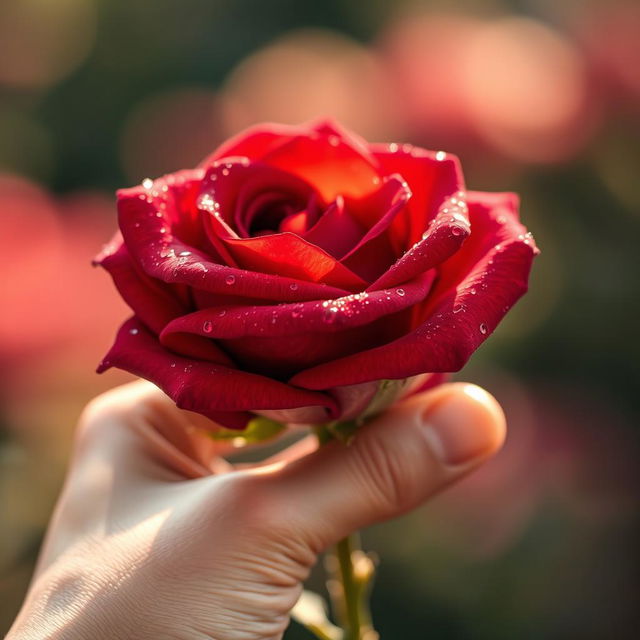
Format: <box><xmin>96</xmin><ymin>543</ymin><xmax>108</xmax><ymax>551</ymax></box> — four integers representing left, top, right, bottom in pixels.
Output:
<box><xmin>142</xmin><ymin>178</ymin><xmax>153</xmax><ymax>189</ymax></box>
<box><xmin>129</xmin><ymin>327</ymin><xmax>139</xmax><ymax>335</ymax></box>
<box><xmin>328</xmin><ymin>135</ymin><xmax>340</xmax><ymax>147</ymax></box>
<box><xmin>435</xmin><ymin>151</ymin><xmax>446</xmax><ymax>161</ymax></box>
<box><xmin>289</xmin><ymin>282</ymin><xmax>298</xmax><ymax>291</ymax></box>
<box><xmin>178</xmin><ymin>251</ymin><xmax>192</xmax><ymax>257</ymax></box>
<box><xmin>218</xmin><ymin>310</ymin><xmax>226</xmax><ymax>317</ymax></box>
<box><xmin>322</xmin><ymin>308</ymin><xmax>338</xmax><ymax>324</ymax></box>
<box><xmin>203</xmin><ymin>320</ymin><xmax>213</xmax><ymax>333</ymax></box>
<box><xmin>451</xmin><ymin>226</ymin><xmax>463</xmax><ymax>236</ymax></box>
<box><xmin>470</xmin><ymin>287</ymin><xmax>477</xmax><ymax>295</ymax></box>
<box><xmin>388</xmin><ymin>142</ymin><xmax>399</xmax><ymax>153</ymax></box>
<box><xmin>396</xmin><ymin>288</ymin><xmax>406</xmax><ymax>297</ymax></box>
<box><xmin>453</xmin><ymin>304</ymin><xmax>465</xmax><ymax>314</ymax></box>
<box><xmin>479</xmin><ymin>323</ymin><xmax>488</xmax><ymax>334</ymax></box>
<box><xmin>225</xmin><ymin>274</ymin><xmax>236</xmax><ymax>285</ymax></box>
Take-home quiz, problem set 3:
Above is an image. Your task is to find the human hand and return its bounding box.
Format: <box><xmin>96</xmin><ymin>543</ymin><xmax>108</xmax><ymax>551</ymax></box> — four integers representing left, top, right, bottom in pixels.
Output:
<box><xmin>7</xmin><ymin>380</ymin><xmax>505</xmax><ymax>640</ymax></box>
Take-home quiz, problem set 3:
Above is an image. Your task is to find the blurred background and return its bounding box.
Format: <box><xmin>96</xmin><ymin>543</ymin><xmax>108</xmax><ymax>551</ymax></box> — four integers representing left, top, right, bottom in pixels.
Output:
<box><xmin>1</xmin><ymin>0</ymin><xmax>638</xmax><ymax>637</ymax></box>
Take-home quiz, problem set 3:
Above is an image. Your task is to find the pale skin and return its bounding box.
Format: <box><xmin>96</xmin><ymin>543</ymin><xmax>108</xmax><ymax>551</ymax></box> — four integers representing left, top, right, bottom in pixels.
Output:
<box><xmin>7</xmin><ymin>380</ymin><xmax>506</xmax><ymax>640</ymax></box>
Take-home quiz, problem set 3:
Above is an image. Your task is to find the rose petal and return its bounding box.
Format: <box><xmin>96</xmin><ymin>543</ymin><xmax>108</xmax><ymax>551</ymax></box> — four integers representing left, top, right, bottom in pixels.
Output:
<box><xmin>118</xmin><ymin>182</ymin><xmax>351</xmax><ymax>301</ymax></box>
<box><xmin>223</xmin><ymin>233</ymin><xmax>368</xmax><ymax>290</ymax></box>
<box><xmin>161</xmin><ymin>272</ymin><xmax>434</xmax><ymax>340</ymax></box>
<box><xmin>367</xmin><ymin>191</ymin><xmax>471</xmax><ymax>291</ymax></box>
<box><xmin>97</xmin><ymin>317</ymin><xmax>338</xmax><ymax>425</ymax></box>
<box><xmin>200</xmin><ymin>120</ymin><xmax>381</xmax><ymax>204</ymax></box>
<box><xmin>302</xmin><ymin>196</ymin><xmax>364</xmax><ymax>258</ymax></box>
<box><xmin>340</xmin><ymin>175</ymin><xmax>411</xmax><ymax>280</ymax></box>
<box><xmin>200</xmin><ymin>122</ymin><xmax>315</xmax><ymax>166</ymax></box>
<box><xmin>260</xmin><ymin>124</ymin><xmax>381</xmax><ymax>201</ymax></box>
<box><xmin>290</xmin><ymin>193</ymin><xmax>538</xmax><ymax>389</ymax></box>
<box><xmin>95</xmin><ymin>239</ymin><xmax>232</xmax><ymax>365</ymax></box>
<box><xmin>371</xmin><ymin>145</ymin><xmax>465</xmax><ymax>249</ymax></box>
<box><xmin>197</xmin><ymin>160</ymin><xmax>319</xmax><ymax>238</ymax></box>
<box><xmin>311</xmin><ymin>119</ymin><xmax>376</xmax><ymax>161</ymax></box>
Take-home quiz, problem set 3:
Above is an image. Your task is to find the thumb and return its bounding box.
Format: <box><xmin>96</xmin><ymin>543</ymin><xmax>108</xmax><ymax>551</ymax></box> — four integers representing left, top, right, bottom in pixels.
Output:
<box><xmin>267</xmin><ymin>383</ymin><xmax>506</xmax><ymax>550</ymax></box>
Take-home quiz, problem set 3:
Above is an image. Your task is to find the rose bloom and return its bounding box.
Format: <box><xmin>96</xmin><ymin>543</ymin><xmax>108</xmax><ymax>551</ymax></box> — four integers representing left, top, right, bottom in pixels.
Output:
<box><xmin>96</xmin><ymin>120</ymin><xmax>537</xmax><ymax>429</ymax></box>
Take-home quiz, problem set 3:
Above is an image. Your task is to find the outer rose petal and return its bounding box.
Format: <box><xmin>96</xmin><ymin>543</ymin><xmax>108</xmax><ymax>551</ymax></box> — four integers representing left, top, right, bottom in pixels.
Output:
<box><xmin>161</xmin><ymin>275</ymin><xmax>434</xmax><ymax>379</ymax></box>
<box><xmin>96</xmin><ymin>239</ymin><xmax>232</xmax><ymax>365</ymax></box>
<box><xmin>161</xmin><ymin>272</ymin><xmax>435</xmax><ymax>339</ymax></box>
<box><xmin>290</xmin><ymin>193</ymin><xmax>538</xmax><ymax>389</ymax></box>
<box><xmin>97</xmin><ymin>317</ymin><xmax>338</xmax><ymax>427</ymax></box>
<box><xmin>117</xmin><ymin>181</ymin><xmax>351</xmax><ymax>302</ymax></box>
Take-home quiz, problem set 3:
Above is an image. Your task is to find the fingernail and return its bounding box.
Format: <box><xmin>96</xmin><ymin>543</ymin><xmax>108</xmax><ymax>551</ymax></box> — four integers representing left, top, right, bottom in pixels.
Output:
<box><xmin>422</xmin><ymin>386</ymin><xmax>503</xmax><ymax>467</ymax></box>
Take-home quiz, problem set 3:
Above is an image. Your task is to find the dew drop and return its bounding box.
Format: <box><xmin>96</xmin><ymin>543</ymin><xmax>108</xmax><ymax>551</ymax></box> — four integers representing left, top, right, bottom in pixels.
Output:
<box><xmin>451</xmin><ymin>226</ymin><xmax>463</xmax><ymax>236</ymax></box>
<box><xmin>218</xmin><ymin>310</ymin><xmax>226</xmax><ymax>317</ymax></box>
<box><xmin>289</xmin><ymin>282</ymin><xmax>299</xmax><ymax>291</ymax></box>
<box><xmin>396</xmin><ymin>288</ymin><xmax>406</xmax><ymax>297</ymax></box>
<box><xmin>479</xmin><ymin>323</ymin><xmax>488</xmax><ymax>334</ymax></box>
<box><xmin>453</xmin><ymin>304</ymin><xmax>465</xmax><ymax>314</ymax></box>
<box><xmin>322</xmin><ymin>308</ymin><xmax>338</xmax><ymax>324</ymax></box>
<box><xmin>225</xmin><ymin>274</ymin><xmax>236</xmax><ymax>285</ymax></box>
<box><xmin>291</xmin><ymin>305</ymin><xmax>303</xmax><ymax>319</ymax></box>
<box><xmin>388</xmin><ymin>142</ymin><xmax>399</xmax><ymax>153</ymax></box>
<box><xmin>129</xmin><ymin>327</ymin><xmax>139</xmax><ymax>335</ymax></box>
<box><xmin>221</xmin><ymin>168</ymin><xmax>230</xmax><ymax>177</ymax></box>
<box><xmin>203</xmin><ymin>320</ymin><xmax>213</xmax><ymax>333</ymax></box>
<box><xmin>435</xmin><ymin>151</ymin><xmax>446</xmax><ymax>161</ymax></box>
<box><xmin>170</xmin><ymin>362</ymin><xmax>176</xmax><ymax>368</ymax></box>
<box><xmin>178</xmin><ymin>251</ymin><xmax>192</xmax><ymax>257</ymax></box>
<box><xmin>328</xmin><ymin>135</ymin><xmax>340</xmax><ymax>147</ymax></box>
<box><xmin>470</xmin><ymin>287</ymin><xmax>477</xmax><ymax>295</ymax></box>
<box><xmin>142</xmin><ymin>178</ymin><xmax>153</xmax><ymax>189</ymax></box>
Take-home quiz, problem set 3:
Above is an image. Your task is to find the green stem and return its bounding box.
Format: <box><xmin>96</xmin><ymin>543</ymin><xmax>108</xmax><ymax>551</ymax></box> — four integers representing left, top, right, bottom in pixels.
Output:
<box><xmin>315</xmin><ymin>424</ymin><xmax>377</xmax><ymax>640</ymax></box>
<box><xmin>335</xmin><ymin>535</ymin><xmax>366</xmax><ymax>639</ymax></box>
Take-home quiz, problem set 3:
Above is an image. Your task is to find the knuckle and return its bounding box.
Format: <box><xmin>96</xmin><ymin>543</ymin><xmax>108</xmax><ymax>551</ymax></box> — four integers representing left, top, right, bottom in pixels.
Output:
<box><xmin>351</xmin><ymin>428</ymin><xmax>430</xmax><ymax>515</ymax></box>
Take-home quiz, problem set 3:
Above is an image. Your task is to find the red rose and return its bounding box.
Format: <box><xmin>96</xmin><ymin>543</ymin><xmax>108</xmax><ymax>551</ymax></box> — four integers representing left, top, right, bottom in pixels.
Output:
<box><xmin>96</xmin><ymin>120</ymin><xmax>537</xmax><ymax>429</ymax></box>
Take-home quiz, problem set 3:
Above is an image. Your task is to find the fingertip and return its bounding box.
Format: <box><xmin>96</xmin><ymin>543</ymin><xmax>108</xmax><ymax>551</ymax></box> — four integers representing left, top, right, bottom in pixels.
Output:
<box><xmin>418</xmin><ymin>382</ymin><xmax>506</xmax><ymax>468</ymax></box>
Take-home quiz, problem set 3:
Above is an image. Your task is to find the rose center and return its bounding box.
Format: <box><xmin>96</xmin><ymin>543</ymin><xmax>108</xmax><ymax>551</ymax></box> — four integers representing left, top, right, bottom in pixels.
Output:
<box><xmin>242</xmin><ymin>191</ymin><xmax>321</xmax><ymax>237</ymax></box>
